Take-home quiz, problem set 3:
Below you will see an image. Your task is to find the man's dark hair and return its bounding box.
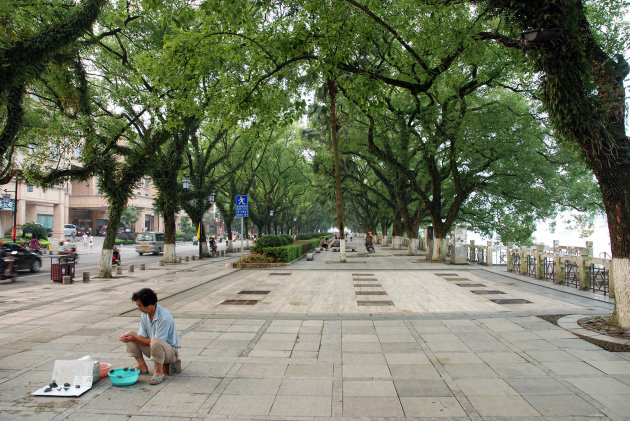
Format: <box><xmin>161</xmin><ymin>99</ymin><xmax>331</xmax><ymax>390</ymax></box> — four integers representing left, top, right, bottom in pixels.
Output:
<box><xmin>132</xmin><ymin>288</ymin><xmax>158</xmax><ymax>306</ymax></box>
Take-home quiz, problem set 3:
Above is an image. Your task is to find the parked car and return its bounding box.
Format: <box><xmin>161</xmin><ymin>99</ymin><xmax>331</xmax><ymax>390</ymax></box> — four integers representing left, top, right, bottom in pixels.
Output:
<box><xmin>135</xmin><ymin>232</ymin><xmax>164</xmax><ymax>255</ymax></box>
<box><xmin>1</xmin><ymin>243</ymin><xmax>41</xmax><ymax>272</ymax></box>
<box><xmin>63</xmin><ymin>224</ymin><xmax>77</xmax><ymax>237</ymax></box>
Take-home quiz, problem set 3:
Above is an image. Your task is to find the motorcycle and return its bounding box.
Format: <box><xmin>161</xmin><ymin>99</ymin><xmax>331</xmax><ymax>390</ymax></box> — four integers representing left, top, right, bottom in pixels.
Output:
<box><xmin>0</xmin><ymin>255</ymin><xmax>18</xmax><ymax>282</ymax></box>
<box><xmin>209</xmin><ymin>241</ymin><xmax>218</xmax><ymax>257</ymax></box>
<box><xmin>365</xmin><ymin>243</ymin><xmax>375</xmax><ymax>253</ymax></box>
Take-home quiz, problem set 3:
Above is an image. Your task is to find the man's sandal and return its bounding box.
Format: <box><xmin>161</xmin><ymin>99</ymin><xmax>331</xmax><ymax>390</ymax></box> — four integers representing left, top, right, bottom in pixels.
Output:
<box><xmin>149</xmin><ymin>375</ymin><xmax>164</xmax><ymax>385</ymax></box>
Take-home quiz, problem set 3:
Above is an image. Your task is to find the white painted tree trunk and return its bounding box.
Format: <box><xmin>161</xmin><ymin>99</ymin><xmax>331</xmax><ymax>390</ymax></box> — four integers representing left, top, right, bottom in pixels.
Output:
<box><xmin>227</xmin><ymin>239</ymin><xmax>233</xmax><ymax>252</ymax></box>
<box><xmin>99</xmin><ymin>249</ymin><xmax>113</xmax><ymax>278</ymax></box>
<box><xmin>392</xmin><ymin>236</ymin><xmax>403</xmax><ymax>250</ymax></box>
<box><xmin>408</xmin><ymin>238</ymin><xmax>419</xmax><ymax>255</ymax></box>
<box><xmin>381</xmin><ymin>235</ymin><xmax>388</xmax><ymax>247</ymax></box>
<box><xmin>164</xmin><ymin>243</ymin><xmax>176</xmax><ymax>264</ymax></box>
<box><xmin>431</xmin><ymin>238</ymin><xmax>448</xmax><ymax>261</ymax></box>
<box><xmin>201</xmin><ymin>241</ymin><xmax>210</xmax><ymax>257</ymax></box>
<box><xmin>339</xmin><ymin>239</ymin><xmax>346</xmax><ymax>262</ymax></box>
<box><xmin>612</xmin><ymin>258</ymin><xmax>630</xmax><ymax>328</ymax></box>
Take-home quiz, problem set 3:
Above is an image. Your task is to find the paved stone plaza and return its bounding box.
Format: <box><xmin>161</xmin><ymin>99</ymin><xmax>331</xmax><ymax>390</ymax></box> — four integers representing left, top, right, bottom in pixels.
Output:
<box><xmin>0</xmin><ymin>243</ymin><xmax>629</xmax><ymax>420</ymax></box>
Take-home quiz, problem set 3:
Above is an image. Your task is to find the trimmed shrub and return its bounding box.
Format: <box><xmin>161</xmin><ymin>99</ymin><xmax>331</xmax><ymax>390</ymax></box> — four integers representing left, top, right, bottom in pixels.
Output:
<box><xmin>116</xmin><ymin>232</ymin><xmax>138</xmax><ymax>241</ymax></box>
<box><xmin>296</xmin><ymin>232</ymin><xmax>328</xmax><ymax>241</ymax></box>
<box><xmin>237</xmin><ymin>254</ymin><xmax>277</xmax><ymax>264</ymax></box>
<box><xmin>251</xmin><ymin>234</ymin><xmax>288</xmax><ymax>253</ymax></box>
<box><xmin>278</xmin><ymin>234</ymin><xmax>294</xmax><ymax>244</ymax></box>
<box><xmin>262</xmin><ymin>244</ymin><xmax>303</xmax><ymax>262</ymax></box>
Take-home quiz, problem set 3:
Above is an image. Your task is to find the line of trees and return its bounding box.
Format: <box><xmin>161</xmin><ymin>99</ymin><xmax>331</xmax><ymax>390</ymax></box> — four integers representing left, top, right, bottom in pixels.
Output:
<box><xmin>2</xmin><ymin>0</ymin><xmax>629</xmax><ymax>327</ymax></box>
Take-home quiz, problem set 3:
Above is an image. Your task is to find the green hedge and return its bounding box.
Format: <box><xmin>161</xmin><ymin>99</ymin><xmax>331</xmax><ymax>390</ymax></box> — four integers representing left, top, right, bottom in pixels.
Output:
<box><xmin>296</xmin><ymin>232</ymin><xmax>329</xmax><ymax>241</ymax></box>
<box><xmin>260</xmin><ymin>239</ymin><xmax>318</xmax><ymax>263</ymax></box>
<box><xmin>262</xmin><ymin>244</ymin><xmax>303</xmax><ymax>262</ymax></box>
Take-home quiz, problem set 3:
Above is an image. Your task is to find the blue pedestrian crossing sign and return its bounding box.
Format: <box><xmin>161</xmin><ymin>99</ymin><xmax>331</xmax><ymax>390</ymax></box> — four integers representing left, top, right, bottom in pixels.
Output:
<box><xmin>235</xmin><ymin>195</ymin><xmax>248</xmax><ymax>217</ymax></box>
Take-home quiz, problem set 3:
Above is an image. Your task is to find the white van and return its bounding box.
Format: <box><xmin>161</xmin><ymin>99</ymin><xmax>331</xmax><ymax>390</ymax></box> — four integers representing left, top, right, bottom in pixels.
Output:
<box><xmin>135</xmin><ymin>232</ymin><xmax>164</xmax><ymax>255</ymax></box>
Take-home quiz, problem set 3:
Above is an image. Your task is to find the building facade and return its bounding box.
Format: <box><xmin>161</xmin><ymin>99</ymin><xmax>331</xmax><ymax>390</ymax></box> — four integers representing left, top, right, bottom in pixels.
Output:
<box><xmin>0</xmin><ymin>176</ymin><xmax>163</xmax><ymax>239</ymax></box>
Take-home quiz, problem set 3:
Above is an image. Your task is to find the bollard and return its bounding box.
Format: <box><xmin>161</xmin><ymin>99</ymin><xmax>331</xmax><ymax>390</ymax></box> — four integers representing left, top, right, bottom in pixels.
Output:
<box><xmin>62</xmin><ymin>275</ymin><xmax>72</xmax><ymax>285</ymax></box>
<box><xmin>139</xmin><ymin>263</ymin><xmax>145</xmax><ymax>270</ymax></box>
<box><xmin>176</xmin><ymin>256</ymin><xmax>181</xmax><ymax>263</ymax></box>
<box><xmin>159</xmin><ymin>260</ymin><xmax>164</xmax><ymax>266</ymax></box>
<box><xmin>128</xmin><ymin>264</ymin><xmax>134</xmax><ymax>273</ymax></box>
<box><xmin>191</xmin><ymin>256</ymin><xmax>197</xmax><ymax>261</ymax></box>
<box><xmin>82</xmin><ymin>272</ymin><xmax>90</xmax><ymax>283</ymax></box>
<box><xmin>116</xmin><ymin>266</ymin><xmax>122</xmax><ymax>275</ymax></box>
<box><xmin>185</xmin><ymin>256</ymin><xmax>190</xmax><ymax>262</ymax></box>
<box><xmin>306</xmin><ymin>253</ymin><xmax>313</xmax><ymax>261</ymax></box>
<box><xmin>226</xmin><ymin>263</ymin><xmax>232</xmax><ymax>270</ymax></box>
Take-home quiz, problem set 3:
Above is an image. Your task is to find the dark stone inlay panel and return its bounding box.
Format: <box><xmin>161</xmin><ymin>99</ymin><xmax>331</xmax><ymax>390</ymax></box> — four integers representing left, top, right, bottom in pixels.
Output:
<box><xmin>221</xmin><ymin>300</ymin><xmax>259</xmax><ymax>305</ymax></box>
<box><xmin>471</xmin><ymin>290</ymin><xmax>506</xmax><ymax>295</ymax></box>
<box><xmin>435</xmin><ymin>273</ymin><xmax>459</xmax><ymax>276</ymax></box>
<box><xmin>354</xmin><ymin>283</ymin><xmax>382</xmax><ymax>288</ymax></box>
<box><xmin>357</xmin><ymin>300</ymin><xmax>394</xmax><ymax>306</ymax></box>
<box><xmin>238</xmin><ymin>290</ymin><xmax>270</xmax><ymax>295</ymax></box>
<box><xmin>444</xmin><ymin>277</ymin><xmax>471</xmax><ymax>281</ymax></box>
<box><xmin>352</xmin><ymin>277</ymin><xmax>379</xmax><ymax>281</ymax></box>
<box><xmin>456</xmin><ymin>283</ymin><xmax>486</xmax><ymax>287</ymax></box>
<box><xmin>269</xmin><ymin>273</ymin><xmax>291</xmax><ymax>276</ymax></box>
<box><xmin>352</xmin><ymin>273</ymin><xmax>375</xmax><ymax>276</ymax></box>
<box><xmin>355</xmin><ymin>291</ymin><xmax>388</xmax><ymax>295</ymax></box>
<box><xmin>490</xmin><ymin>299</ymin><xmax>532</xmax><ymax>304</ymax></box>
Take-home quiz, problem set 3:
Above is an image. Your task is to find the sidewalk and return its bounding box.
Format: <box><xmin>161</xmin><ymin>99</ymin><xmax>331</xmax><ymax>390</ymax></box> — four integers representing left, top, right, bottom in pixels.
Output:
<box><xmin>1</xmin><ymin>243</ymin><xmax>629</xmax><ymax>420</ymax></box>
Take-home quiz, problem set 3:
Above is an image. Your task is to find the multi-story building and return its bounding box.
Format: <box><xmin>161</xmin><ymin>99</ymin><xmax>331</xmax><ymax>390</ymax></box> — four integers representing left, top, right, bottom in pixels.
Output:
<box><xmin>0</xmin><ymin>176</ymin><xmax>162</xmax><ymax>239</ymax></box>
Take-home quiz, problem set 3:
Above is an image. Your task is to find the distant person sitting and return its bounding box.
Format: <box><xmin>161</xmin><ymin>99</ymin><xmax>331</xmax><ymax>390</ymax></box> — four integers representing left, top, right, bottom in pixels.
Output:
<box><xmin>331</xmin><ymin>238</ymin><xmax>340</xmax><ymax>247</ymax></box>
<box><xmin>58</xmin><ymin>241</ymin><xmax>69</xmax><ymax>255</ymax></box>
<box><xmin>112</xmin><ymin>246</ymin><xmax>121</xmax><ymax>265</ymax></box>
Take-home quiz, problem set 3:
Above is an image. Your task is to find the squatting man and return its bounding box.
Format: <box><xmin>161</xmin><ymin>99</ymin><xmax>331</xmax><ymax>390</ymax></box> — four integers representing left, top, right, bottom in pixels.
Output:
<box><xmin>119</xmin><ymin>288</ymin><xmax>180</xmax><ymax>385</ymax></box>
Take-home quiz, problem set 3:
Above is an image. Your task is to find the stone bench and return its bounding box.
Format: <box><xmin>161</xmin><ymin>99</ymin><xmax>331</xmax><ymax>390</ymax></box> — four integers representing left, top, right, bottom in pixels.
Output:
<box><xmin>306</xmin><ymin>253</ymin><xmax>313</xmax><ymax>261</ymax></box>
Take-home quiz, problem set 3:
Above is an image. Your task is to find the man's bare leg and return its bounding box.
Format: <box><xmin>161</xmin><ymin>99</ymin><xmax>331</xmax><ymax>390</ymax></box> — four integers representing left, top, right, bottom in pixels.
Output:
<box><xmin>153</xmin><ymin>361</ymin><xmax>164</xmax><ymax>376</ymax></box>
<box><xmin>134</xmin><ymin>356</ymin><xmax>149</xmax><ymax>372</ymax></box>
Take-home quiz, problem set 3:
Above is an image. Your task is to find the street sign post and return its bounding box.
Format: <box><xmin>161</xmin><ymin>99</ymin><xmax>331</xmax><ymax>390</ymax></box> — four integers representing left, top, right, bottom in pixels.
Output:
<box><xmin>235</xmin><ymin>195</ymin><xmax>248</xmax><ymax>260</ymax></box>
<box><xmin>235</xmin><ymin>195</ymin><xmax>248</xmax><ymax>218</ymax></box>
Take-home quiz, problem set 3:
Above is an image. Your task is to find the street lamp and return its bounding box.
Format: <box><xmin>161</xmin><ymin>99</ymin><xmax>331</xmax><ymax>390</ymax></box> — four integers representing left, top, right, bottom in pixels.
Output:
<box><xmin>269</xmin><ymin>210</ymin><xmax>274</xmax><ymax>235</ymax></box>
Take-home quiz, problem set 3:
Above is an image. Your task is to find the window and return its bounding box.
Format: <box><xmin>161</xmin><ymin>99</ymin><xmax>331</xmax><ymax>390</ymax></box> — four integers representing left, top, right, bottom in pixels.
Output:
<box><xmin>27</xmin><ymin>184</ymin><xmax>34</xmax><ymax>192</ymax></box>
<box><xmin>37</xmin><ymin>215</ymin><xmax>53</xmax><ymax>229</ymax></box>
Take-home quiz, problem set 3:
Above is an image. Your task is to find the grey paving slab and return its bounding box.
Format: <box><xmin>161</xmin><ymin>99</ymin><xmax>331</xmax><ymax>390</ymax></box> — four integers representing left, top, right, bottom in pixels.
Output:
<box><xmin>467</xmin><ymin>395</ymin><xmax>540</xmax><ymax>417</ymax></box>
<box><xmin>342</xmin><ymin>396</ymin><xmax>405</xmax><ymax>417</ymax></box>
<box><xmin>400</xmin><ymin>396</ymin><xmax>468</xmax><ymax>418</ymax></box>
<box><xmin>269</xmin><ymin>395</ymin><xmax>332</xmax><ymax>417</ymax></box>
<box><xmin>505</xmin><ymin>377</ymin><xmax>575</xmax><ymax>395</ymax></box>
<box><xmin>393</xmin><ymin>378</ymin><xmax>454</xmax><ymax>397</ymax></box>
<box><xmin>523</xmin><ymin>394</ymin><xmax>603</xmax><ymax>417</ymax></box>
<box><xmin>2</xmin><ymin>251</ymin><xmax>629</xmax><ymax>420</ymax></box>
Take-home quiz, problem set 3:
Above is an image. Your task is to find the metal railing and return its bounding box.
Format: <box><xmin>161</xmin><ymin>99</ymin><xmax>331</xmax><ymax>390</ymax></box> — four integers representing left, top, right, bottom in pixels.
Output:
<box><xmin>564</xmin><ymin>261</ymin><xmax>580</xmax><ymax>288</ymax></box>
<box><xmin>590</xmin><ymin>263</ymin><xmax>609</xmax><ymax>296</ymax></box>
<box><xmin>543</xmin><ymin>257</ymin><xmax>555</xmax><ymax>282</ymax></box>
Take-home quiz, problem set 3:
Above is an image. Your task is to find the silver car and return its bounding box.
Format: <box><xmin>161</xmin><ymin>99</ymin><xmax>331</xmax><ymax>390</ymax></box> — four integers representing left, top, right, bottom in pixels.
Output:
<box><xmin>64</xmin><ymin>224</ymin><xmax>77</xmax><ymax>236</ymax></box>
<box><xmin>135</xmin><ymin>232</ymin><xmax>164</xmax><ymax>255</ymax></box>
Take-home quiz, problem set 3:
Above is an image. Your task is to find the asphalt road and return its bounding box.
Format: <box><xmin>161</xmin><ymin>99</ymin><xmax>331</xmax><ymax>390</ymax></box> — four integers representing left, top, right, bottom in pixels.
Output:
<box><xmin>0</xmin><ymin>240</ymin><xmax>233</xmax><ymax>289</ymax></box>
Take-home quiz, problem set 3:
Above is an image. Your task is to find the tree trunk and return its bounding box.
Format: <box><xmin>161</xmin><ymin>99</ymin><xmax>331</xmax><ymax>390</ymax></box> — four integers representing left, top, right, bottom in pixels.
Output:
<box><xmin>407</xmin><ymin>238</ymin><xmax>419</xmax><ymax>256</ymax></box>
<box><xmin>327</xmin><ymin>78</ymin><xmax>346</xmax><ymax>263</ymax></box>
<box><xmin>99</xmin><ymin>201</ymin><xmax>124</xmax><ymax>278</ymax></box>
<box><xmin>431</xmin><ymin>237</ymin><xmax>448</xmax><ymax>262</ymax></box>
<box><xmin>163</xmin><ymin>210</ymin><xmax>177</xmax><ymax>264</ymax></box>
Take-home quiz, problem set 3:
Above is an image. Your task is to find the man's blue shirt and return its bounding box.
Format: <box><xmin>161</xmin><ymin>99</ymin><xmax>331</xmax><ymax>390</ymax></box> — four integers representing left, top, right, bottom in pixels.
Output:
<box><xmin>138</xmin><ymin>304</ymin><xmax>180</xmax><ymax>348</ymax></box>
